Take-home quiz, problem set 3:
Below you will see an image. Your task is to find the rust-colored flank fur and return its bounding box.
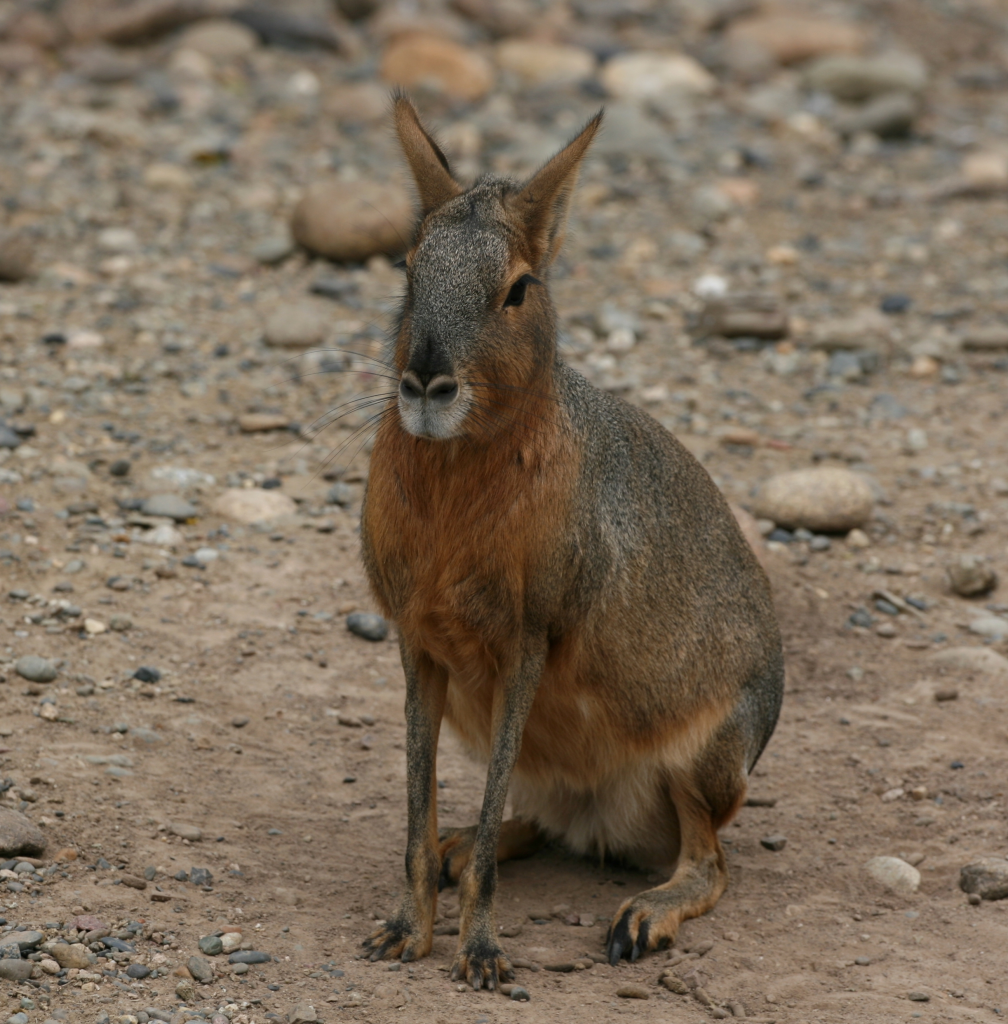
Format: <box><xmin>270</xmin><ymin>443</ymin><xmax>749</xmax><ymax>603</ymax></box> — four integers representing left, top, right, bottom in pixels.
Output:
<box><xmin>360</xmin><ymin>93</ymin><xmax>784</xmax><ymax>989</ymax></box>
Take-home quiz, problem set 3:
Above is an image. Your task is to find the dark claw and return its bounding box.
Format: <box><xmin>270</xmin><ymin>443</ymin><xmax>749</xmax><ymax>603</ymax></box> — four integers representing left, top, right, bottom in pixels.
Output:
<box><xmin>631</xmin><ymin>918</ymin><xmax>650</xmax><ymax>962</ymax></box>
<box><xmin>606</xmin><ymin>909</ymin><xmax>633</xmax><ymax>966</ymax></box>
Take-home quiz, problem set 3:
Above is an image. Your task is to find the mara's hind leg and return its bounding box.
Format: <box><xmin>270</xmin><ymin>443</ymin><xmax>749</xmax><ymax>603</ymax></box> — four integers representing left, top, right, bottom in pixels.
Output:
<box><xmin>605</xmin><ymin>728</ymin><xmax>747</xmax><ymax>965</ymax></box>
<box><xmin>439</xmin><ymin>818</ymin><xmax>545</xmax><ymax>890</ymax></box>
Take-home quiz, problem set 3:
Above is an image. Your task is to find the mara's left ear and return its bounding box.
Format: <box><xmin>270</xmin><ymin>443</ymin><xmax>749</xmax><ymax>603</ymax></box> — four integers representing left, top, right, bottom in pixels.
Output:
<box><xmin>509</xmin><ymin>110</ymin><xmax>603</xmax><ymax>270</ymax></box>
<box><xmin>392</xmin><ymin>90</ymin><xmax>463</xmax><ymax>217</ymax></box>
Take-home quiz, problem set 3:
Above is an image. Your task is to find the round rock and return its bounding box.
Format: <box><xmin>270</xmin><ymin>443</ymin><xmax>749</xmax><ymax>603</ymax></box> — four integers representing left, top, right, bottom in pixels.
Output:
<box><xmin>865</xmin><ymin>855</ymin><xmax>920</xmax><ymax>896</ymax></box>
<box><xmin>211</xmin><ymin>488</ymin><xmax>296</xmax><ymax>524</ymax></box>
<box><xmin>291</xmin><ymin>180</ymin><xmax>413</xmax><ymax>264</ymax></box>
<box><xmin>178</xmin><ymin>18</ymin><xmax>259</xmax><ymax>59</ymax></box>
<box><xmin>496</xmin><ymin>40</ymin><xmax>595</xmax><ymax>86</ymax></box>
<box><xmin>0</xmin><ymin>806</ymin><xmax>47</xmax><ymax>857</ymax></box>
<box><xmin>0</xmin><ymin>961</ymin><xmax>33</xmax><ymax>982</ymax></box>
<box><xmin>49</xmin><ymin>943</ymin><xmax>92</xmax><ymax>969</ymax></box>
<box><xmin>187</xmin><ymin>955</ymin><xmax>214</xmax><ymax>982</ymax></box>
<box><xmin>959</xmin><ymin>857</ymin><xmax>1008</xmax><ymax>901</ymax></box>
<box><xmin>15</xmin><ymin>655</ymin><xmax>57</xmax><ymax>682</ymax></box>
<box><xmin>141</xmin><ymin>494</ymin><xmax>196</xmax><ymax>521</ymax></box>
<box><xmin>263</xmin><ymin>303</ymin><xmax>329</xmax><ymax>349</ymax></box>
<box><xmin>947</xmin><ymin>555</ymin><xmax>997</xmax><ymax>597</ymax></box>
<box><xmin>601</xmin><ymin>51</ymin><xmax>715</xmax><ymax>100</ymax></box>
<box><xmin>0</xmin><ymin>230</ymin><xmax>33</xmax><ymax>282</ymax></box>
<box><xmin>753</xmin><ymin>467</ymin><xmax>874</xmax><ymax>532</ymax></box>
<box><xmin>228</xmin><ymin>950</ymin><xmax>271</xmax><ymax>965</ymax></box>
<box><xmin>347</xmin><ymin>612</ymin><xmax>389</xmax><ymax>642</ymax></box>
<box><xmin>380</xmin><ymin>33</ymin><xmax>494</xmax><ymax>101</ymax></box>
<box><xmin>930</xmin><ymin>646</ymin><xmax>1008</xmax><ymax>677</ymax></box>
<box><xmin>198</xmin><ymin>935</ymin><xmax>224</xmax><ymax>956</ymax></box>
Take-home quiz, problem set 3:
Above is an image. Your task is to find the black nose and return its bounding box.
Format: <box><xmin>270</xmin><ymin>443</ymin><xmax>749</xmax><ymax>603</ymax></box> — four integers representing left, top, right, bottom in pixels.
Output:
<box><xmin>399</xmin><ymin>371</ymin><xmax>459</xmax><ymax>407</ymax></box>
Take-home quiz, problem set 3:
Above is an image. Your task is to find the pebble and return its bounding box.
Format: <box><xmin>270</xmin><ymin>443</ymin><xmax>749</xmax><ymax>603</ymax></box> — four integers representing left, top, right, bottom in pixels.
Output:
<box><xmin>167</xmin><ymin>822</ymin><xmax>202</xmax><ymax>842</ymax></box>
<box><xmin>930</xmin><ymin>646</ymin><xmax>1008</xmax><ymax>676</ymax></box>
<box><xmin>968</xmin><ymin>616</ymin><xmax>1008</xmax><ymax>640</ymax></box>
<box><xmin>804</xmin><ymin>52</ymin><xmax>927</xmax><ymax>101</ymax></box>
<box><xmin>865</xmin><ymin>856</ymin><xmax>920</xmax><ymax>895</ymax></box>
<box><xmin>760</xmin><ymin>834</ymin><xmax>787</xmax><ymax>852</ymax></box>
<box><xmin>726</xmin><ymin>14</ymin><xmax>865</xmax><ymax>66</ymax></box>
<box><xmin>380</xmin><ymin>34</ymin><xmax>494</xmax><ymax>102</ymax></box>
<box><xmin>288</xmin><ymin>1006</ymin><xmax>316</xmax><ymax>1024</ymax></box>
<box><xmin>291</xmin><ymin>181</ymin><xmax>413</xmax><ymax>264</ymax></box>
<box><xmin>0</xmin><ymin>230</ymin><xmax>33</xmax><ymax>282</ymax></box>
<box><xmin>187</xmin><ymin>956</ymin><xmax>214</xmax><ymax>983</ymax></box>
<box><xmin>0</xmin><ymin>961</ymin><xmax>33</xmax><ymax>982</ymax></box>
<box><xmin>263</xmin><ymin>303</ymin><xmax>329</xmax><ymax>349</ymax></box>
<box><xmin>14</xmin><ymin>655</ymin><xmax>57</xmax><ymax>682</ymax></box>
<box><xmin>947</xmin><ymin>555</ymin><xmax>997</xmax><ymax>597</ymax></box>
<box><xmin>326</xmin><ymin>482</ymin><xmax>354</xmax><ymax>506</ymax></box>
<box><xmin>178</xmin><ymin>19</ymin><xmax>259</xmax><ymax>59</ymax></box>
<box><xmin>616</xmin><ymin>984</ymin><xmax>650</xmax><ymax>999</ymax></box>
<box><xmin>508</xmin><ymin>985</ymin><xmax>530</xmax><ymax>1001</ymax></box>
<box><xmin>908</xmin><ymin>992</ymin><xmax>930</xmax><ymax>1002</ymax></box>
<box><xmin>600</xmin><ymin>52</ymin><xmax>715</xmax><ymax>100</ymax></box>
<box><xmin>232</xmin><ymin>962</ymin><xmax>249</xmax><ymax>975</ymax></box>
<box><xmin>198</xmin><ymin>935</ymin><xmax>223</xmax><ymax>956</ymax></box>
<box><xmin>211</xmin><ymin>488</ymin><xmax>296</xmax><ymax>524</ymax></box>
<box><xmin>347</xmin><ymin>612</ymin><xmax>389</xmax><ymax>642</ymax></box>
<box><xmin>959</xmin><ymin>857</ymin><xmax>1008</xmax><ymax>901</ymax></box>
<box><xmin>134</xmin><ymin>666</ymin><xmax>161</xmax><ymax>682</ymax></box>
<box><xmin>753</xmin><ymin>467</ymin><xmax>874</xmax><ymax>533</ymax></box>
<box><xmin>0</xmin><ymin>807</ymin><xmax>47</xmax><ymax>857</ymax></box>
<box><xmin>141</xmin><ymin>494</ymin><xmax>196</xmax><ymax>521</ymax></box>
<box><xmin>174</xmin><ymin>980</ymin><xmax>195</xmax><ymax>1003</ymax></box>
<box><xmin>126</xmin><ymin>964</ymin><xmax>151</xmax><ymax>979</ymax></box>
<box><xmin>252</xmin><ymin>236</ymin><xmax>295</xmax><ymax>266</ymax></box>
<box><xmin>220</xmin><ymin>932</ymin><xmax>242</xmax><ymax>954</ymax></box>
<box><xmin>49</xmin><ymin>943</ymin><xmax>92</xmax><ymax>969</ymax></box>
<box><xmin>496</xmin><ymin>40</ymin><xmax>594</xmax><ymax>86</ymax></box>
<box><xmin>834</xmin><ymin>91</ymin><xmax>918</xmax><ymax>138</ymax></box>
<box><xmin>142</xmin><ymin>523</ymin><xmax>185</xmax><ymax>547</ymax></box>
<box><xmin>228</xmin><ymin>950</ymin><xmax>271</xmax><ymax>965</ymax></box>
<box><xmin>238</xmin><ymin>413</ymin><xmax>290</xmax><ymax>432</ymax></box>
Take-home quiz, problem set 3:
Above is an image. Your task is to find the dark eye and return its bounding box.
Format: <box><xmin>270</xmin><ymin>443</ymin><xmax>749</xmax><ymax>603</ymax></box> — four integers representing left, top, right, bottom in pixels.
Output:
<box><xmin>503</xmin><ymin>274</ymin><xmax>538</xmax><ymax>309</ymax></box>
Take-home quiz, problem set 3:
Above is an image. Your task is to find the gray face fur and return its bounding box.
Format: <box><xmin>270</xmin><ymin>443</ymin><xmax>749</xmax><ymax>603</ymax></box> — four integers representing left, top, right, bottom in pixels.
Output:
<box><xmin>397</xmin><ymin>179</ymin><xmax>524</xmax><ymax>441</ymax></box>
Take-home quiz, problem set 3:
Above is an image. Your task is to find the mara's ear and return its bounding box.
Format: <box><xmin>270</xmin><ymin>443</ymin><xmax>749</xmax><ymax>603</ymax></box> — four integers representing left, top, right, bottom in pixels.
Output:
<box><xmin>511</xmin><ymin>110</ymin><xmax>603</xmax><ymax>269</ymax></box>
<box><xmin>393</xmin><ymin>91</ymin><xmax>462</xmax><ymax>217</ymax></box>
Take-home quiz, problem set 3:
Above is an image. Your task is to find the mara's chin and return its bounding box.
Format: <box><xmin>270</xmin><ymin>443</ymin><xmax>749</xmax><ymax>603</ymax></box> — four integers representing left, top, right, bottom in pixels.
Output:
<box><xmin>397</xmin><ymin>399</ymin><xmax>470</xmax><ymax>440</ymax></box>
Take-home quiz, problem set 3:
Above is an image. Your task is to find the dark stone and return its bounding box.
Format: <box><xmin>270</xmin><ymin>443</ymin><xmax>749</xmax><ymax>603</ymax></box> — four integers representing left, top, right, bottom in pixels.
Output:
<box><xmin>126</xmin><ymin>963</ymin><xmax>151</xmax><ymax>979</ymax></box>
<box><xmin>346</xmin><ymin>612</ymin><xmax>389</xmax><ymax>642</ymax></box>
<box><xmin>880</xmin><ymin>294</ymin><xmax>911</xmax><ymax>315</ymax></box>
<box><xmin>228</xmin><ymin>950</ymin><xmax>271</xmax><ymax>965</ymax></box>
<box><xmin>133</xmin><ymin>666</ymin><xmax>161</xmax><ymax>683</ymax></box>
<box><xmin>760</xmin><ymin>835</ymin><xmax>787</xmax><ymax>852</ymax></box>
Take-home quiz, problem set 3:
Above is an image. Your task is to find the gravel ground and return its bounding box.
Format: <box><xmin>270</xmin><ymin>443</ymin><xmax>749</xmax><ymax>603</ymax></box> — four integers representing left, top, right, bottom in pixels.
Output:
<box><xmin>1</xmin><ymin>0</ymin><xmax>1008</xmax><ymax>1022</ymax></box>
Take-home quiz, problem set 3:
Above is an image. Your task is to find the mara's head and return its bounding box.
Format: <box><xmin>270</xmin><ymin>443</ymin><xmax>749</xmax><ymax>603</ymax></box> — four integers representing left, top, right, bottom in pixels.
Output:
<box><xmin>390</xmin><ymin>93</ymin><xmax>601</xmax><ymax>441</ymax></box>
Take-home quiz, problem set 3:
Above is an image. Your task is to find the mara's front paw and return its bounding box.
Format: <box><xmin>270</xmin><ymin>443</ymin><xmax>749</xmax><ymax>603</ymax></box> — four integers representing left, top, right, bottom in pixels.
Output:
<box><xmin>450</xmin><ymin>938</ymin><xmax>513</xmax><ymax>991</ymax></box>
<box><xmin>362</xmin><ymin>914</ymin><xmax>432</xmax><ymax>963</ymax></box>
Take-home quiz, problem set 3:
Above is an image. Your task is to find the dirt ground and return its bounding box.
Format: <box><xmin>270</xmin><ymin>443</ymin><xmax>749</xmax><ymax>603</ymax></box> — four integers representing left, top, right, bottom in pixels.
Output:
<box><xmin>2</xmin><ymin>0</ymin><xmax>1008</xmax><ymax>1022</ymax></box>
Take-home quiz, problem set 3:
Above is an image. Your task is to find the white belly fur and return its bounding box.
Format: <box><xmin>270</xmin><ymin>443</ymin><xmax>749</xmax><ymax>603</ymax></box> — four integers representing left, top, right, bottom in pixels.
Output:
<box><xmin>508</xmin><ymin>757</ymin><xmax>680</xmax><ymax>872</ymax></box>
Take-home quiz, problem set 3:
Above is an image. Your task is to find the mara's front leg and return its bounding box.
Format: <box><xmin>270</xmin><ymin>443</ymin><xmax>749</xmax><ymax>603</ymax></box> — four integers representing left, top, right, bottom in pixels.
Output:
<box><xmin>363</xmin><ymin>645</ymin><xmax>447</xmax><ymax>963</ymax></box>
<box><xmin>453</xmin><ymin>639</ymin><xmax>546</xmax><ymax>990</ymax></box>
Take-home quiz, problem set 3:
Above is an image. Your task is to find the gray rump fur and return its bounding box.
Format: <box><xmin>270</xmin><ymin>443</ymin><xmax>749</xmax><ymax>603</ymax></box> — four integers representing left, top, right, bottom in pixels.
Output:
<box><xmin>539</xmin><ymin>360</ymin><xmax>783</xmax><ymax>768</ymax></box>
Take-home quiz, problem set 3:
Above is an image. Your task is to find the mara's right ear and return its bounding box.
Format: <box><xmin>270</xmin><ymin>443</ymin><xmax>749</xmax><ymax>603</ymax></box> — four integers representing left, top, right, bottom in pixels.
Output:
<box><xmin>393</xmin><ymin>91</ymin><xmax>463</xmax><ymax>217</ymax></box>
